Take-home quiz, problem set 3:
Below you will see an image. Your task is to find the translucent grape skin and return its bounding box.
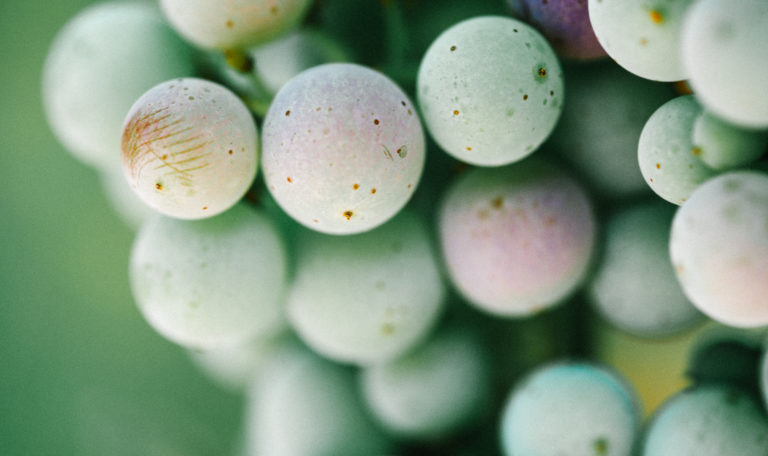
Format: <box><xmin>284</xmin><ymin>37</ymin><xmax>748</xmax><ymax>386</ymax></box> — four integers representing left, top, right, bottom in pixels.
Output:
<box><xmin>360</xmin><ymin>327</ymin><xmax>492</xmax><ymax>440</ymax></box>
<box><xmin>588</xmin><ymin>0</ymin><xmax>695</xmax><ymax>81</ymax></box>
<box><xmin>500</xmin><ymin>362</ymin><xmax>641</xmax><ymax>456</ymax></box>
<box><xmin>439</xmin><ymin>158</ymin><xmax>596</xmax><ymax>317</ymax></box>
<box><xmin>692</xmin><ymin>111</ymin><xmax>768</xmax><ymax>170</ymax></box>
<box><xmin>245</xmin><ymin>343</ymin><xmax>391</xmax><ymax>456</ymax></box>
<box><xmin>122</xmin><ymin>78</ymin><xmax>258</xmax><ymax>220</ymax></box>
<box><xmin>160</xmin><ymin>0</ymin><xmax>312</xmax><ymax>50</ymax></box>
<box><xmin>262</xmin><ymin>63</ymin><xmax>425</xmax><ymax>235</ymax></box>
<box><xmin>286</xmin><ymin>211</ymin><xmax>445</xmax><ymax>365</ymax></box>
<box><xmin>507</xmin><ymin>0</ymin><xmax>606</xmax><ymax>60</ymax></box>
<box><xmin>669</xmin><ymin>171</ymin><xmax>768</xmax><ymax>328</ymax></box>
<box><xmin>681</xmin><ymin>0</ymin><xmax>768</xmax><ymax>128</ymax></box>
<box><xmin>129</xmin><ymin>204</ymin><xmax>287</xmax><ymax>350</ymax></box>
<box><xmin>638</xmin><ymin>95</ymin><xmax>715</xmax><ymax>205</ymax></box>
<box><xmin>42</xmin><ymin>2</ymin><xmax>195</xmax><ymax>171</ymax></box>
<box><xmin>548</xmin><ymin>61</ymin><xmax>673</xmax><ymax>197</ymax></box>
<box><xmin>641</xmin><ymin>386</ymin><xmax>768</xmax><ymax>456</ymax></box>
<box><xmin>588</xmin><ymin>201</ymin><xmax>702</xmax><ymax>338</ymax></box>
<box><xmin>417</xmin><ymin>16</ymin><xmax>564</xmax><ymax>166</ymax></box>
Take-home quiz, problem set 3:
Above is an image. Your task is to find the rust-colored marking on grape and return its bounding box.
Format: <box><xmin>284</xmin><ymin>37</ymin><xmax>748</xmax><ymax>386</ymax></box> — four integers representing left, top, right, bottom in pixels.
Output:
<box><xmin>450</xmin><ymin>45</ymin><xmax>456</xmax><ymax>51</ymax></box>
<box><xmin>593</xmin><ymin>438</ymin><xmax>608</xmax><ymax>455</ymax></box>
<box><xmin>407</xmin><ymin>183</ymin><xmax>412</xmax><ymax>189</ymax></box>
<box><xmin>491</xmin><ymin>196</ymin><xmax>503</xmax><ymax>209</ymax></box>
<box><xmin>650</xmin><ymin>178</ymin><xmax>654</xmax><ymax>182</ymax></box>
<box><xmin>466</xmin><ymin>146</ymin><xmax>472</xmax><ymax>151</ymax></box>
<box><xmin>538</xmin><ymin>67</ymin><xmax>547</xmax><ymax>77</ymax></box>
<box><xmin>397</xmin><ymin>145</ymin><xmax>407</xmax><ymax>158</ymax></box>
<box><xmin>313</xmin><ymin>219</ymin><xmax>318</xmax><ymax>223</ymax></box>
<box><xmin>371</xmin><ymin>188</ymin><xmax>377</xmax><ymax>194</ymax></box>
<box><xmin>285</xmin><ymin>110</ymin><xmax>291</xmax><ymax>116</ymax></box>
<box><xmin>226</xmin><ymin>20</ymin><xmax>234</xmax><ymax>28</ymax></box>
<box><xmin>155</xmin><ymin>183</ymin><xmax>163</xmax><ymax>190</ymax></box>
<box><xmin>202</xmin><ymin>206</ymin><xmax>208</xmax><ymax>210</ymax></box>
<box><xmin>640</xmin><ymin>38</ymin><xmax>648</xmax><ymax>46</ymax></box>
<box><xmin>374</xmin><ymin>118</ymin><xmax>380</xmax><ymax>125</ymax></box>
<box><xmin>656</xmin><ymin>163</ymin><xmax>661</xmax><ymax>169</ymax></box>
<box><xmin>343</xmin><ymin>210</ymin><xmax>354</xmax><ymax>220</ymax></box>
<box><xmin>287</xmin><ymin>177</ymin><xmax>293</xmax><ymax>183</ymax></box>
<box><xmin>453</xmin><ymin>109</ymin><xmax>460</xmax><ymax>116</ymax></box>
<box><xmin>523</xmin><ymin>94</ymin><xmax>529</xmax><ymax>100</ymax></box>
<box><xmin>228</xmin><ymin>149</ymin><xmax>233</xmax><ymax>155</ymax></box>
<box><xmin>692</xmin><ymin>147</ymin><xmax>701</xmax><ymax>156</ymax></box>
<box><xmin>650</xmin><ymin>10</ymin><xmax>663</xmax><ymax>24</ymax></box>
<box><xmin>353</xmin><ymin>183</ymin><xmax>360</xmax><ymax>190</ymax></box>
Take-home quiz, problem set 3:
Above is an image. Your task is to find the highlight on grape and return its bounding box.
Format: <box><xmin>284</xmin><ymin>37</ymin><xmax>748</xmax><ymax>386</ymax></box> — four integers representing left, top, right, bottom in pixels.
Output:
<box><xmin>42</xmin><ymin>0</ymin><xmax>768</xmax><ymax>454</ymax></box>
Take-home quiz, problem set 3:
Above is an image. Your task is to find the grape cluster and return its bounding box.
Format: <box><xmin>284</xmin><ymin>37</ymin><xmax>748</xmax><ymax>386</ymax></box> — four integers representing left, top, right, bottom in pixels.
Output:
<box><xmin>43</xmin><ymin>0</ymin><xmax>768</xmax><ymax>454</ymax></box>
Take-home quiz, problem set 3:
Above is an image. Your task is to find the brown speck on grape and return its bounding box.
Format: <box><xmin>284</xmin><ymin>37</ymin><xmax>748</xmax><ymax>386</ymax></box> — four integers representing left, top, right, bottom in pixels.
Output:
<box><xmin>371</xmin><ymin>188</ymin><xmax>377</xmax><ymax>194</ymax></box>
<box><xmin>538</xmin><ymin>67</ymin><xmax>547</xmax><ymax>77</ymax></box>
<box><xmin>692</xmin><ymin>147</ymin><xmax>701</xmax><ymax>155</ymax></box>
<box><xmin>353</xmin><ymin>183</ymin><xmax>360</xmax><ymax>190</ymax></box>
<box><xmin>343</xmin><ymin>210</ymin><xmax>354</xmax><ymax>220</ymax></box>
<box><xmin>640</xmin><ymin>38</ymin><xmax>648</xmax><ymax>46</ymax></box>
<box><xmin>466</xmin><ymin>146</ymin><xmax>472</xmax><ymax>151</ymax></box>
<box><xmin>313</xmin><ymin>219</ymin><xmax>318</xmax><ymax>223</ymax></box>
<box><xmin>401</xmin><ymin>100</ymin><xmax>406</xmax><ymax>106</ymax></box>
<box><xmin>228</xmin><ymin>149</ymin><xmax>233</xmax><ymax>155</ymax></box>
<box><xmin>656</xmin><ymin>163</ymin><xmax>661</xmax><ymax>169</ymax></box>
<box><xmin>650</xmin><ymin>10</ymin><xmax>663</xmax><ymax>24</ymax></box>
<box><xmin>287</xmin><ymin>177</ymin><xmax>293</xmax><ymax>183</ymax></box>
<box><xmin>650</xmin><ymin>178</ymin><xmax>654</xmax><ymax>182</ymax></box>
<box><xmin>491</xmin><ymin>196</ymin><xmax>503</xmax><ymax>209</ymax></box>
<box><xmin>523</xmin><ymin>94</ymin><xmax>528</xmax><ymax>100</ymax></box>
<box><xmin>407</xmin><ymin>109</ymin><xmax>413</xmax><ymax>115</ymax></box>
<box><xmin>450</xmin><ymin>45</ymin><xmax>456</xmax><ymax>51</ymax></box>
<box><xmin>593</xmin><ymin>438</ymin><xmax>608</xmax><ymax>455</ymax></box>
<box><xmin>155</xmin><ymin>183</ymin><xmax>163</xmax><ymax>190</ymax></box>
<box><xmin>226</xmin><ymin>20</ymin><xmax>234</xmax><ymax>28</ymax></box>
<box><xmin>407</xmin><ymin>183</ymin><xmax>412</xmax><ymax>189</ymax></box>
<box><xmin>550</xmin><ymin>90</ymin><xmax>554</xmax><ymax>96</ymax></box>
<box><xmin>397</xmin><ymin>145</ymin><xmax>408</xmax><ymax>158</ymax></box>
<box><xmin>453</xmin><ymin>109</ymin><xmax>460</xmax><ymax>116</ymax></box>
<box><xmin>374</xmin><ymin>118</ymin><xmax>380</xmax><ymax>125</ymax></box>
<box><xmin>161</xmin><ymin>154</ymin><xmax>168</xmax><ymax>160</ymax></box>
<box><xmin>316</xmin><ymin>107</ymin><xmax>321</xmax><ymax>111</ymax></box>
<box><xmin>285</xmin><ymin>110</ymin><xmax>291</xmax><ymax>116</ymax></box>
<box><xmin>202</xmin><ymin>206</ymin><xmax>208</xmax><ymax>210</ymax></box>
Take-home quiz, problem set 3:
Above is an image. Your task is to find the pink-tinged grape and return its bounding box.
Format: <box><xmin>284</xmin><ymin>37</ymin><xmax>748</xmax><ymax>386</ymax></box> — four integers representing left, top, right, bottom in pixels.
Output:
<box><xmin>417</xmin><ymin>16</ymin><xmax>564</xmax><ymax>166</ymax></box>
<box><xmin>262</xmin><ymin>63</ymin><xmax>425</xmax><ymax>235</ymax></box>
<box><xmin>360</xmin><ymin>327</ymin><xmax>492</xmax><ymax>440</ymax></box>
<box><xmin>692</xmin><ymin>111</ymin><xmax>768</xmax><ymax>171</ymax></box>
<box><xmin>160</xmin><ymin>0</ymin><xmax>312</xmax><ymax>50</ymax></box>
<box><xmin>642</xmin><ymin>386</ymin><xmax>768</xmax><ymax>456</ymax></box>
<box><xmin>501</xmin><ymin>362</ymin><xmax>641</xmax><ymax>456</ymax></box>
<box><xmin>244</xmin><ymin>343</ymin><xmax>391</xmax><ymax>456</ymax></box>
<box><xmin>638</xmin><ymin>95</ymin><xmax>715</xmax><ymax>205</ymax></box>
<box><xmin>669</xmin><ymin>171</ymin><xmax>768</xmax><ymax>328</ymax></box>
<box><xmin>588</xmin><ymin>202</ymin><xmax>702</xmax><ymax>338</ymax></box>
<box><xmin>129</xmin><ymin>204</ymin><xmax>287</xmax><ymax>350</ymax></box>
<box><xmin>681</xmin><ymin>0</ymin><xmax>768</xmax><ymax>128</ymax></box>
<box><xmin>549</xmin><ymin>61</ymin><xmax>673</xmax><ymax>197</ymax></box>
<box><xmin>286</xmin><ymin>211</ymin><xmax>445</xmax><ymax>365</ymax></box>
<box><xmin>508</xmin><ymin>0</ymin><xmax>605</xmax><ymax>60</ymax></box>
<box><xmin>588</xmin><ymin>0</ymin><xmax>695</xmax><ymax>81</ymax></box>
<box><xmin>122</xmin><ymin>78</ymin><xmax>258</xmax><ymax>220</ymax></box>
<box><xmin>439</xmin><ymin>158</ymin><xmax>596</xmax><ymax>317</ymax></box>
<box><xmin>42</xmin><ymin>2</ymin><xmax>195</xmax><ymax>171</ymax></box>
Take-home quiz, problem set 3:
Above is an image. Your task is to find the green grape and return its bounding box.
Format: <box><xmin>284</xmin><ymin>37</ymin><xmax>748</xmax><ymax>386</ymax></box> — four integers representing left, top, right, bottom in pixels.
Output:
<box><xmin>130</xmin><ymin>204</ymin><xmax>287</xmax><ymax>350</ymax></box>
<box><xmin>360</xmin><ymin>326</ymin><xmax>492</xmax><ymax>440</ymax></box>
<box><xmin>98</xmin><ymin>168</ymin><xmax>154</xmax><ymax>230</ymax></box>
<box><xmin>588</xmin><ymin>201</ymin><xmax>702</xmax><ymax>338</ymax></box>
<box><xmin>286</xmin><ymin>211</ymin><xmax>445</xmax><ymax>365</ymax></box>
<box><xmin>670</xmin><ymin>171</ymin><xmax>768</xmax><ymax>327</ymax></box>
<box><xmin>692</xmin><ymin>111</ymin><xmax>768</xmax><ymax>170</ymax></box>
<box><xmin>681</xmin><ymin>0</ymin><xmax>768</xmax><ymax>128</ymax></box>
<box><xmin>638</xmin><ymin>95</ymin><xmax>715</xmax><ymax>205</ymax></box>
<box><xmin>42</xmin><ymin>2</ymin><xmax>195</xmax><ymax>171</ymax></box>
<box><xmin>417</xmin><ymin>16</ymin><xmax>564</xmax><ymax>166</ymax></box>
<box><xmin>642</xmin><ymin>386</ymin><xmax>768</xmax><ymax>456</ymax></box>
<box><xmin>588</xmin><ymin>0</ymin><xmax>694</xmax><ymax>81</ymax></box>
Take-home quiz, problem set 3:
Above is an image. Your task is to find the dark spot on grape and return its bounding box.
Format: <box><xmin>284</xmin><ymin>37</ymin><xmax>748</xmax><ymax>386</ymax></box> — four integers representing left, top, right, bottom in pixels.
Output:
<box><xmin>343</xmin><ymin>210</ymin><xmax>354</xmax><ymax>220</ymax></box>
<box><xmin>650</xmin><ymin>178</ymin><xmax>654</xmax><ymax>182</ymax></box>
<box><xmin>407</xmin><ymin>109</ymin><xmax>413</xmax><ymax>115</ymax></box>
<box><xmin>593</xmin><ymin>437</ymin><xmax>608</xmax><ymax>455</ymax></box>
<box><xmin>371</xmin><ymin>188</ymin><xmax>377</xmax><ymax>194</ymax></box>
<box><xmin>228</xmin><ymin>149</ymin><xmax>233</xmax><ymax>155</ymax></box>
<box><xmin>155</xmin><ymin>183</ymin><xmax>163</xmax><ymax>190</ymax></box>
<box><xmin>656</xmin><ymin>163</ymin><xmax>661</xmax><ymax>169</ymax></box>
<box><xmin>316</xmin><ymin>107</ymin><xmax>321</xmax><ymax>111</ymax></box>
<box><xmin>407</xmin><ymin>183</ymin><xmax>412</xmax><ymax>189</ymax></box>
<box><xmin>491</xmin><ymin>196</ymin><xmax>503</xmax><ymax>209</ymax></box>
<box><xmin>550</xmin><ymin>90</ymin><xmax>554</xmax><ymax>96</ymax></box>
<box><xmin>270</xmin><ymin>5</ymin><xmax>279</xmax><ymax>14</ymax></box>
<box><xmin>466</xmin><ymin>146</ymin><xmax>472</xmax><ymax>151</ymax></box>
<box><xmin>650</xmin><ymin>10</ymin><xmax>663</xmax><ymax>24</ymax></box>
<box><xmin>161</xmin><ymin>154</ymin><xmax>168</xmax><ymax>160</ymax></box>
<box><xmin>450</xmin><ymin>45</ymin><xmax>456</xmax><ymax>51</ymax></box>
<box><xmin>523</xmin><ymin>94</ymin><xmax>528</xmax><ymax>100</ymax></box>
<box><xmin>692</xmin><ymin>147</ymin><xmax>701</xmax><ymax>155</ymax></box>
<box><xmin>397</xmin><ymin>145</ymin><xmax>408</xmax><ymax>158</ymax></box>
<box><xmin>453</xmin><ymin>109</ymin><xmax>460</xmax><ymax>116</ymax></box>
<box><xmin>374</xmin><ymin>118</ymin><xmax>380</xmax><ymax>125</ymax></box>
<box><xmin>514</xmin><ymin>29</ymin><xmax>518</xmax><ymax>33</ymax></box>
<box><xmin>401</xmin><ymin>100</ymin><xmax>406</xmax><ymax>106</ymax></box>
<box><xmin>353</xmin><ymin>183</ymin><xmax>360</xmax><ymax>190</ymax></box>
<box><xmin>285</xmin><ymin>110</ymin><xmax>291</xmax><ymax>116</ymax></box>
<box><xmin>640</xmin><ymin>38</ymin><xmax>648</xmax><ymax>46</ymax></box>
<box><xmin>287</xmin><ymin>177</ymin><xmax>293</xmax><ymax>183</ymax></box>
<box><xmin>202</xmin><ymin>206</ymin><xmax>208</xmax><ymax>210</ymax></box>
<box><xmin>542</xmin><ymin>0</ymin><xmax>548</xmax><ymax>4</ymax></box>
<box><xmin>226</xmin><ymin>20</ymin><xmax>234</xmax><ymax>28</ymax></box>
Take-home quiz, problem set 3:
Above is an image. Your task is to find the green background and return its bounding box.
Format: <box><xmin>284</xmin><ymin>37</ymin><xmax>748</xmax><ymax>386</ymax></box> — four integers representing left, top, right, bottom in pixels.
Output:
<box><xmin>0</xmin><ymin>1</ymin><xmax>242</xmax><ymax>454</ymax></box>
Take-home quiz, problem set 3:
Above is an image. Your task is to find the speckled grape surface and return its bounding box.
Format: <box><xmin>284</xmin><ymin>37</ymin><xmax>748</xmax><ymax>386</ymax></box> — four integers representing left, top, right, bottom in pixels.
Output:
<box><xmin>588</xmin><ymin>0</ymin><xmax>694</xmax><ymax>81</ymax></box>
<box><xmin>122</xmin><ymin>78</ymin><xmax>258</xmax><ymax>220</ymax></box>
<box><xmin>501</xmin><ymin>362</ymin><xmax>641</xmax><ymax>456</ymax></box>
<box><xmin>508</xmin><ymin>0</ymin><xmax>605</xmax><ymax>60</ymax></box>
<box><xmin>681</xmin><ymin>0</ymin><xmax>768</xmax><ymax>128</ymax></box>
<box><xmin>670</xmin><ymin>171</ymin><xmax>768</xmax><ymax>328</ymax></box>
<box><xmin>439</xmin><ymin>158</ymin><xmax>595</xmax><ymax>317</ymax></box>
<box><xmin>42</xmin><ymin>2</ymin><xmax>195</xmax><ymax>171</ymax></box>
<box><xmin>262</xmin><ymin>63</ymin><xmax>425</xmax><ymax>235</ymax></box>
<box><xmin>588</xmin><ymin>202</ymin><xmax>701</xmax><ymax>338</ymax></box>
<box><xmin>360</xmin><ymin>327</ymin><xmax>491</xmax><ymax>439</ymax></box>
<box><xmin>129</xmin><ymin>205</ymin><xmax>287</xmax><ymax>350</ymax></box>
<box><xmin>160</xmin><ymin>0</ymin><xmax>312</xmax><ymax>50</ymax></box>
<box><xmin>417</xmin><ymin>16</ymin><xmax>564</xmax><ymax>166</ymax></box>
<box><xmin>642</xmin><ymin>386</ymin><xmax>768</xmax><ymax>456</ymax></box>
<box><xmin>287</xmin><ymin>211</ymin><xmax>445</xmax><ymax>365</ymax></box>
<box><xmin>638</xmin><ymin>95</ymin><xmax>715</xmax><ymax>205</ymax></box>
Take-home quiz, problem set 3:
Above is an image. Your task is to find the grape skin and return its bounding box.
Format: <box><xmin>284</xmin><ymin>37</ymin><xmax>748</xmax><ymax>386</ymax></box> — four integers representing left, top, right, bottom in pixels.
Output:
<box><xmin>417</xmin><ymin>16</ymin><xmax>564</xmax><ymax>166</ymax></box>
<box><xmin>262</xmin><ymin>63</ymin><xmax>425</xmax><ymax>235</ymax></box>
<box><xmin>122</xmin><ymin>78</ymin><xmax>258</xmax><ymax>220</ymax></box>
<box><xmin>692</xmin><ymin>111</ymin><xmax>768</xmax><ymax>170</ymax></box>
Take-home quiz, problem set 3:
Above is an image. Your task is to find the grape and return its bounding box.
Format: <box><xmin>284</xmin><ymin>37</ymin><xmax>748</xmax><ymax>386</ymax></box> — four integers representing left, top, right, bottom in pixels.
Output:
<box><xmin>588</xmin><ymin>0</ymin><xmax>694</xmax><ymax>81</ymax></box>
<box><xmin>638</xmin><ymin>95</ymin><xmax>715</xmax><ymax>205</ymax></box>
<box><xmin>417</xmin><ymin>16</ymin><xmax>564</xmax><ymax>166</ymax></box>
<box><xmin>439</xmin><ymin>158</ymin><xmax>596</xmax><ymax>317</ymax></box>
<box><xmin>42</xmin><ymin>2</ymin><xmax>195</xmax><ymax>171</ymax></box>
<box><xmin>160</xmin><ymin>0</ymin><xmax>312</xmax><ymax>50</ymax></box>
<box><xmin>508</xmin><ymin>0</ymin><xmax>605</xmax><ymax>60</ymax></box>
<box><xmin>262</xmin><ymin>63</ymin><xmax>425</xmax><ymax>235</ymax></box>
<box><xmin>251</xmin><ymin>29</ymin><xmax>350</xmax><ymax>94</ymax></box>
<box><xmin>122</xmin><ymin>78</ymin><xmax>258</xmax><ymax>220</ymax></box>
<box><xmin>681</xmin><ymin>0</ymin><xmax>768</xmax><ymax>128</ymax></box>
<box><xmin>762</xmin><ymin>349</ymin><xmax>768</xmax><ymax>409</ymax></box>
<box><xmin>129</xmin><ymin>204</ymin><xmax>287</xmax><ymax>350</ymax></box>
<box><xmin>360</xmin><ymin>326</ymin><xmax>492</xmax><ymax>439</ymax></box>
<box><xmin>501</xmin><ymin>362</ymin><xmax>641</xmax><ymax>456</ymax></box>
<box><xmin>641</xmin><ymin>386</ymin><xmax>768</xmax><ymax>456</ymax></box>
<box><xmin>244</xmin><ymin>343</ymin><xmax>391</xmax><ymax>456</ymax></box>
<box><xmin>98</xmin><ymin>168</ymin><xmax>154</xmax><ymax>230</ymax></box>
<box><xmin>669</xmin><ymin>171</ymin><xmax>768</xmax><ymax>328</ymax></box>
<box><xmin>588</xmin><ymin>201</ymin><xmax>702</xmax><ymax>338</ymax></box>
<box><xmin>286</xmin><ymin>211</ymin><xmax>445</xmax><ymax>365</ymax></box>
<box><xmin>692</xmin><ymin>111</ymin><xmax>768</xmax><ymax>170</ymax></box>
<box><xmin>548</xmin><ymin>61</ymin><xmax>673</xmax><ymax>197</ymax></box>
